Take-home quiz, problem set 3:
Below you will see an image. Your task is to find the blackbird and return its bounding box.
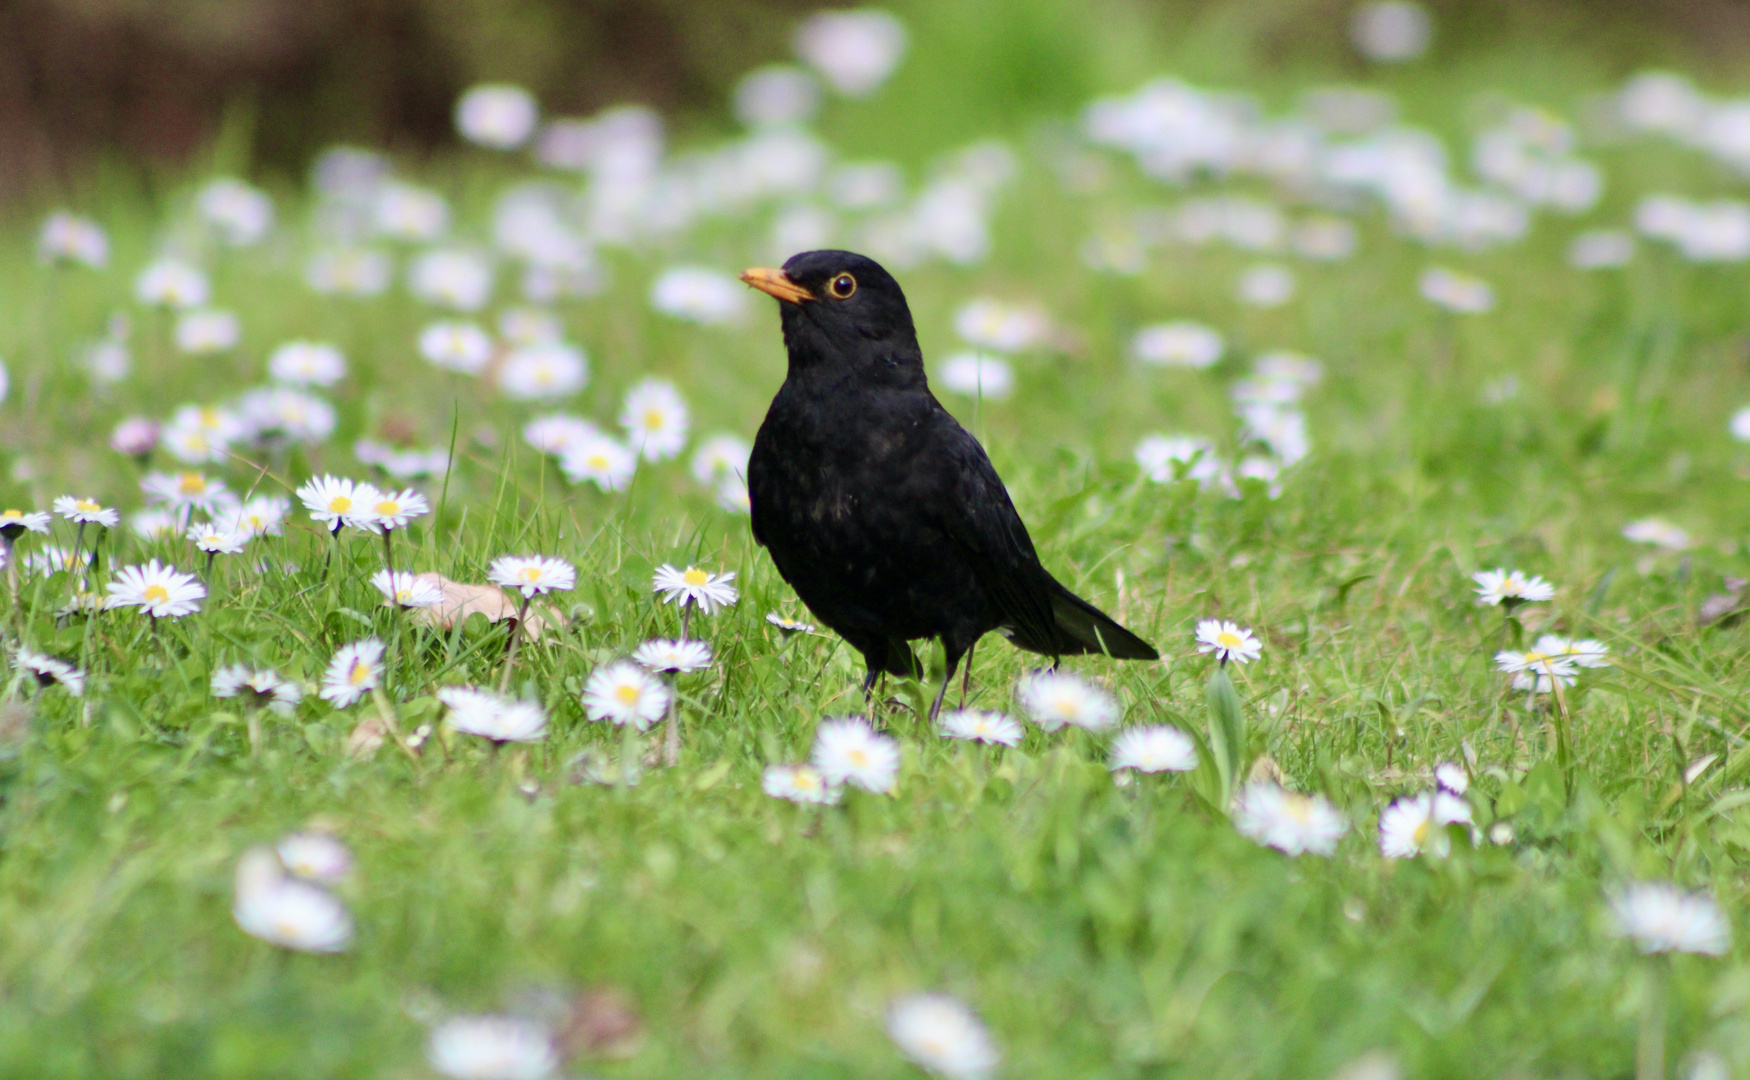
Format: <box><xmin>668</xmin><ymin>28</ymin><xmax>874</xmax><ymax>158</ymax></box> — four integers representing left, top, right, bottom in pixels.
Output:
<box><xmin>741</xmin><ymin>250</ymin><xmax>1157</xmax><ymax>720</ymax></box>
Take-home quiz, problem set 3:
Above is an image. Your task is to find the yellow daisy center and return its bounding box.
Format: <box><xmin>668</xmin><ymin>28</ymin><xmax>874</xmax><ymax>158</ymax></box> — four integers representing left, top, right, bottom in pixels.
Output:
<box><xmin>586</xmin><ymin>455</ymin><xmax>608</xmax><ymax>469</ymax></box>
<box><xmin>1412</xmin><ymin>820</ymin><xmax>1430</xmax><ymax>846</ymax></box>
<box><xmin>328</xmin><ymin>496</ymin><xmax>351</xmax><ymax>513</ymax></box>
<box><xmin>76</xmin><ymin>499</ymin><xmax>101</xmax><ymax>512</ymax></box>
<box><xmin>1</xmin><ymin>510</ymin><xmax>20</xmax><ymax>520</ymax></box>
<box><xmin>644</xmin><ymin>409</ymin><xmax>665</xmax><ymax>429</ymax></box>
<box><xmin>198</xmin><ymin>407</ymin><xmax>221</xmax><ymax>428</ymax></box>
<box><xmin>143</xmin><ymin>584</ymin><xmax>170</xmax><ymax>604</ymax></box>
<box><xmin>348</xmin><ymin>661</ymin><xmax>372</xmax><ymax>685</ymax></box>
<box><xmin>614</xmin><ymin>684</ymin><xmax>641</xmax><ymax>705</ymax></box>
<box><xmin>178</xmin><ymin>473</ymin><xmax>206</xmax><ymax>495</ymax></box>
<box><xmin>795</xmin><ymin>772</ymin><xmax>819</xmax><ymax>790</ymax></box>
<box><xmin>518</xmin><ymin>567</ymin><xmax>543</xmax><ymax>583</ymax></box>
<box><xmin>1217</xmin><ymin>631</ymin><xmax>1242</xmax><ymax>648</ymax></box>
<box><xmin>375</xmin><ymin>500</ymin><xmax>399</xmax><ymax>516</ymax></box>
<box><xmin>683</xmin><ymin>568</ymin><xmax>708</xmax><ymax>587</ymax></box>
<box><xmin>1284</xmin><ymin>797</ymin><xmax>1313</xmax><ymax>823</ymax></box>
<box><xmin>848</xmin><ymin>749</ymin><xmax>869</xmax><ymax>767</ymax></box>
<box><xmin>1054</xmin><ymin>696</ymin><xmax>1080</xmax><ymax>718</ymax></box>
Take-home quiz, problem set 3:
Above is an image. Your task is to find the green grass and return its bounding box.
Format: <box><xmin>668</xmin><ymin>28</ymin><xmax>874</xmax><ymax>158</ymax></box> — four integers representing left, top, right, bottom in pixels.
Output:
<box><xmin>5</xmin><ymin>3</ymin><xmax>1750</xmax><ymax>1077</ymax></box>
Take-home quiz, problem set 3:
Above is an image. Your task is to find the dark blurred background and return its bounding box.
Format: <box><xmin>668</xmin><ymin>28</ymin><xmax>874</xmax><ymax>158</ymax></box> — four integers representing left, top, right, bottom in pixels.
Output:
<box><xmin>2</xmin><ymin>0</ymin><xmax>1748</xmax><ymax>203</ymax></box>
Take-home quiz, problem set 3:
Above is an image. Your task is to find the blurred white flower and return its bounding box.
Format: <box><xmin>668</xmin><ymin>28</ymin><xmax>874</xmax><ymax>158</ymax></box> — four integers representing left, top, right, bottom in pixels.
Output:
<box><xmin>1132</xmin><ymin>322</ymin><xmax>1224</xmax><ymax>369</ymax></box>
<box><xmin>268</xmin><ymin>341</ymin><xmax>346</xmax><ymax>387</ymax></box>
<box><xmin>374</xmin><ymin>181</ymin><xmax>450</xmax><ymax>241</ymax></box>
<box><xmin>1608</xmin><ymin>882</ymin><xmax>1731</xmax><ymax>956</ymax></box>
<box><xmin>735</xmin><ymin>65</ymin><xmax>822</xmax><ymax>127</ymax></box>
<box><xmin>650</xmin><ymin>267</ymin><xmax>746</xmax><ymax>324</ymax></box>
<box><xmin>937</xmin><ymin>353</ymin><xmax>1014</xmax><ymax>400</ymax></box>
<box><xmin>885</xmin><ymin>992</ymin><xmax>999</xmax><ymax>1080</ymax></box>
<box><xmin>763</xmin><ymin>763</ymin><xmax>841</xmax><ymax>804</ymax></box>
<box><xmin>438</xmin><ymin>686</ymin><xmax>549</xmax><ymax>743</ymax></box>
<box><xmin>1568</xmin><ymin>230</ymin><xmax>1634</xmax><ymax>269</ymax></box>
<box><xmin>1110</xmin><ymin>726</ymin><xmax>1197</xmax><ymax>773</ymax></box>
<box><xmin>498</xmin><ymin>342</ymin><xmax>588</xmax><ymax>400</ymax></box>
<box><xmin>1135</xmin><ymin>434</ymin><xmax>1221</xmax><ymax>486</ymax></box>
<box><xmin>795</xmin><ymin>9</ymin><xmax>908</xmax><ymax>97</ymax></box>
<box><xmin>38</xmin><ymin>211</ymin><xmax>108</xmax><ymax>268</ymax></box>
<box><xmin>524</xmin><ymin>414</ymin><xmax>601</xmax><ymax>457</ymax></box>
<box><xmin>1236</xmin><ymin>263</ymin><xmax>1296</xmax><ymax>307</ymax></box>
<box><xmin>827</xmin><ymin>161</ymin><xmax>905</xmax><ymax>210</ymax></box>
<box><xmin>275</xmin><ymin>832</ymin><xmax>352</xmax><ymax>883</ymax></box>
<box><xmin>373</xmin><ymin>570</ymin><xmax>443</xmax><ymax>609</ymax></box>
<box><xmin>1378</xmin><ymin>790</ymin><xmax>1471</xmax><ymax>858</ymax></box>
<box><xmin>456</xmin><ymin>84</ymin><xmax>540</xmax><ymax>150</ymax></box>
<box><xmin>560</xmin><ymin>434</ymin><xmax>637</xmax><ymax>492</ymax></box>
<box><xmin>633</xmin><ymin>638</ymin><xmax>712</xmax><ymax>674</ymax></box>
<box><xmin>15</xmin><ymin>648</ymin><xmax>84</xmax><ymax>696</ymax></box>
<box><xmin>1472</xmin><ymin>568</ymin><xmax>1555</xmax><ymax>607</ymax></box>
<box><xmin>620</xmin><ymin>378</ymin><xmax>690</xmax><ymax>461</ymax></box>
<box><xmin>410</xmin><ymin>250</ymin><xmax>493</xmax><ymax>311</ymax></box>
<box><xmin>954</xmin><ymin>299</ymin><xmax>1050</xmax><ymax>353</ymax></box>
<box><xmin>136</xmin><ymin>259</ymin><xmax>209</xmax><ymax>308</ymax></box>
<box><xmin>813</xmin><ymin>717</ymin><xmax>901</xmax><ymax>794</ymax></box>
<box><xmin>1017</xmin><ymin>671</ymin><xmax>1118</xmax><ymax>732</ymax></box>
<box><xmin>1419</xmin><ymin>267</ymin><xmax>1494</xmax><ymax>313</ymax></box>
<box><xmin>420</xmin><ymin>321</ymin><xmax>495</xmax><ymax>375</ymax></box>
<box><xmin>582</xmin><ymin>661</ymin><xmax>670</xmax><ymax>730</ymax></box>
<box><xmin>690</xmin><ymin>433</ymin><xmax>752</xmax><ymax>486</ymax></box>
<box><xmin>197</xmin><ymin>178</ymin><xmax>274</xmax><ymax>246</ymax></box>
<box><xmin>1234</xmin><ymin>782</ymin><xmax>1348</xmax><ymax>856</ymax></box>
<box><xmin>232</xmin><ymin>847</ymin><xmax>353</xmax><ymax>954</ymax></box>
<box><xmin>1622</xmin><ymin>517</ymin><xmax>1691</xmax><ymax>551</ymax></box>
<box><xmin>426</xmin><ymin>1014</ymin><xmax>558</xmax><ymax>1080</ymax></box>
<box><xmin>320</xmin><ymin>639</ymin><xmax>384</xmax><ymax>708</ymax></box>
<box><xmin>1351</xmin><ymin>1</ymin><xmax>1433</xmax><ymax>63</ymax></box>
<box><xmin>175</xmin><ymin>309</ymin><xmax>241</xmax><ymax>354</ymax></box>
<box><xmin>939</xmin><ymin>709</ymin><xmax>1023</xmax><ymax>747</ymax></box>
<box><xmin>211</xmin><ymin>665</ymin><xmax>303</xmax><ymax>715</ymax></box>
<box><xmin>306</xmin><ymin>248</ymin><xmax>393</xmax><ymax>297</ymax></box>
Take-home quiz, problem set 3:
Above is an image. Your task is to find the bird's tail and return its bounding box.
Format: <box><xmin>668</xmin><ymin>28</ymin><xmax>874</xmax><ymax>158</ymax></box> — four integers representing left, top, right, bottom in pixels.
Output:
<box><xmin>1040</xmin><ymin>577</ymin><xmax>1158</xmax><ymax>660</ymax></box>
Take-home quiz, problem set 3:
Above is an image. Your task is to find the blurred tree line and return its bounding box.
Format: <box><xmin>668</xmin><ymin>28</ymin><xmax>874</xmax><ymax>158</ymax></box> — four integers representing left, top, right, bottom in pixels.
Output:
<box><xmin>1</xmin><ymin>0</ymin><xmax>1747</xmax><ymax>204</ymax></box>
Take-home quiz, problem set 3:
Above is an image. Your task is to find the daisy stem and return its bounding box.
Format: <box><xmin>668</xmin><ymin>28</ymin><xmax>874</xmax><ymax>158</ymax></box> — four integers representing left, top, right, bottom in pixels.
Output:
<box><xmin>1636</xmin><ymin>953</ymin><xmax>1668</xmax><ymax>1080</ymax></box>
<box><xmin>1548</xmin><ymin>668</ymin><xmax>1574</xmax><ymax>802</ymax></box>
<box><xmin>71</xmin><ymin>522</ymin><xmax>87</xmax><ymax>569</ymax></box>
<box><xmin>499</xmin><ymin>594</ymin><xmax>533</xmax><ymax>693</ymax></box>
<box><xmin>204</xmin><ymin>550</ymin><xmax>216</xmax><ymax>582</ymax></box>
<box><xmin>370</xmin><ymin>686</ymin><xmax>419</xmax><ymax>766</ymax></box>
<box><xmin>321</xmin><ymin>524</ymin><xmax>340</xmax><ymax>584</ymax></box>
<box><xmin>3</xmin><ymin>537</ymin><xmax>18</xmax><ymax>634</ymax></box>
<box><xmin>380</xmin><ymin>527</ymin><xmax>395</xmax><ymax>579</ymax></box>
<box><xmin>619</xmin><ymin>723</ymin><xmax>637</xmax><ymax>792</ymax></box>
<box><xmin>246</xmin><ymin>707</ymin><xmax>262</xmax><ymax>759</ymax></box>
<box><xmin>662</xmin><ymin>676</ymin><xmax>680</xmax><ymax>767</ymax></box>
<box><xmin>681</xmin><ymin>603</ymin><xmax>693</xmax><ymax>642</ymax></box>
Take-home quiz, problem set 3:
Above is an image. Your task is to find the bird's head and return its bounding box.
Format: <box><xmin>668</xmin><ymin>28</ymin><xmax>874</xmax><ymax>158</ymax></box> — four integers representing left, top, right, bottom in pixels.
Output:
<box><xmin>741</xmin><ymin>250</ymin><xmax>922</xmax><ymax>378</ymax></box>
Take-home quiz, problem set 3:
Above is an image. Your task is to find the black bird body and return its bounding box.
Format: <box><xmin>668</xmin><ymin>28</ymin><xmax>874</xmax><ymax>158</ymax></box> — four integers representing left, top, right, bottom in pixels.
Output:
<box><xmin>744</xmin><ymin>250</ymin><xmax>1156</xmax><ymax>712</ymax></box>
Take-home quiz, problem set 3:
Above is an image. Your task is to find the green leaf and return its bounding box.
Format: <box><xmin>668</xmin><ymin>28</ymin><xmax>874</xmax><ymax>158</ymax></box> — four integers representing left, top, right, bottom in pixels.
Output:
<box><xmin>1205</xmin><ymin>666</ymin><xmax>1245</xmax><ymax>809</ymax></box>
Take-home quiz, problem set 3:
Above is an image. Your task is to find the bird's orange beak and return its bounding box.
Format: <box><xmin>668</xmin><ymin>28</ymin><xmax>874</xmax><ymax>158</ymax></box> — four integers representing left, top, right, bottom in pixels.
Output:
<box><xmin>740</xmin><ymin>267</ymin><xmax>814</xmax><ymax>304</ymax></box>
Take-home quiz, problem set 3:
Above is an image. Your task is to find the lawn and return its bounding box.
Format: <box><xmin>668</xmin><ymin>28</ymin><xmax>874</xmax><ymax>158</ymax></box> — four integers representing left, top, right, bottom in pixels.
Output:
<box><xmin>2</xmin><ymin>2</ymin><xmax>1750</xmax><ymax>1077</ymax></box>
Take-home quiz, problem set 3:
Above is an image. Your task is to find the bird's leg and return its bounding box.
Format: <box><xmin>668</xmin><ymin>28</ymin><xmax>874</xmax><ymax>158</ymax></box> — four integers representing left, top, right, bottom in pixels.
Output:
<box><xmin>929</xmin><ymin>647</ymin><xmax>965</xmax><ymax>725</ymax></box>
<box><xmin>959</xmin><ymin>641</ymin><xmax>977</xmax><ymax>707</ymax></box>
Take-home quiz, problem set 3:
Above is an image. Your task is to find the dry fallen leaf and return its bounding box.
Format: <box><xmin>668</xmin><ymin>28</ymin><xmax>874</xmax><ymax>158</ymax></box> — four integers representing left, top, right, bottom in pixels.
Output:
<box><xmin>345</xmin><ymin>715</ymin><xmax>387</xmax><ymax>759</ymax></box>
<box><xmin>560</xmin><ymin>985</ymin><xmax>644</xmax><ymax>1061</ymax></box>
<box><xmin>409</xmin><ymin>573</ymin><xmax>561</xmax><ymax>640</ymax></box>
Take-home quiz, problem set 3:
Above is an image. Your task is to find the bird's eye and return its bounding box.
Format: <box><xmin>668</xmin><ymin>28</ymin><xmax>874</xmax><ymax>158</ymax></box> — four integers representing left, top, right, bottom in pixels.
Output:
<box><xmin>828</xmin><ymin>273</ymin><xmax>857</xmax><ymax>299</ymax></box>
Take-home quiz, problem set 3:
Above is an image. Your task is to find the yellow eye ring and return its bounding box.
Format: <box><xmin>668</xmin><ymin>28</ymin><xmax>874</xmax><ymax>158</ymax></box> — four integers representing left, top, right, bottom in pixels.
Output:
<box><xmin>828</xmin><ymin>273</ymin><xmax>857</xmax><ymax>299</ymax></box>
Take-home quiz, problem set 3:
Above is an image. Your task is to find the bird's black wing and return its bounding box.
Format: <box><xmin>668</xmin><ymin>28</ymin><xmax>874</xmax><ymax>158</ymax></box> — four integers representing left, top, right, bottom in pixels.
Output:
<box><xmin>932</xmin><ymin>414</ymin><xmax>1068</xmax><ymax>653</ymax></box>
<box><xmin>933</xmin><ymin>407</ymin><xmax>1158</xmax><ymax>661</ymax></box>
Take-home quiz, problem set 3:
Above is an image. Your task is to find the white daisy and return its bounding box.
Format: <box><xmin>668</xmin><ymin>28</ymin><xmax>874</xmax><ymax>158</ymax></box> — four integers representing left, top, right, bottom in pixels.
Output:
<box><xmin>0</xmin><ymin>508</ymin><xmax>51</xmax><ymax>537</ymax></box>
<box><xmin>885</xmin><ymin>992</ymin><xmax>1000</xmax><ymax>1080</ymax></box>
<box><xmin>1378</xmin><ymin>790</ymin><xmax>1473</xmax><ymax>858</ymax></box>
<box><xmin>1233</xmin><ymin>782</ymin><xmax>1348</xmax><ymax>856</ymax></box>
<box><xmin>419</xmin><ymin>320</ymin><xmax>494</xmax><ymax>375</ymax></box>
<box><xmin>1109</xmin><ymin>725</ymin><xmax>1198</xmax><ymax>772</ymax></box>
<box><xmin>1472</xmin><ymin>568</ymin><xmax>1555</xmax><ymax>607</ymax></box>
<box><xmin>765</xmin><ymin>612</ymin><xmax>815</xmax><ymax>635</ymax></box>
<box><xmin>649</xmin><ymin>267</ymin><xmax>747</xmax><ymax>325</ymax></box>
<box><xmin>937</xmin><ymin>352</ymin><xmax>1015</xmax><ymax>400</ymax></box>
<box><xmin>140</xmin><ymin>471</ymin><xmax>230</xmax><ymax>514</ymax></box>
<box><xmin>763</xmin><ymin>763</ymin><xmax>841</xmax><ymax>804</ymax></box>
<box><xmin>296</xmin><ymin>475</ymin><xmax>381</xmax><ymax>531</ymax></box>
<box><xmin>409</xmin><ymin>249</ymin><xmax>493</xmax><ymax>312</ymax></box>
<box><xmin>1017</xmin><ymin>671</ymin><xmax>1119</xmax><ymax>732</ymax></box>
<box><xmin>559</xmin><ymin>434</ymin><xmax>637</xmax><ymax>492</ymax></box>
<box><xmin>305</xmin><ymin>248</ymin><xmax>393</xmax><ymax>297</ymax></box>
<box><xmin>619</xmin><ymin>378</ymin><xmax>690</xmax><ymax>462</ymax></box>
<box><xmin>187</xmin><ymin>523</ymin><xmax>247</xmax><ymax>555</ymax></box>
<box><xmin>633</xmin><ymin>638</ymin><xmax>713</xmax><ymax>673</ymax></box>
<box><xmin>374</xmin><ymin>181</ymin><xmax>450</xmax><ymax>241</ymax></box>
<box><xmin>197</xmin><ymin>178</ymin><xmax>274</xmax><ymax>245</ymax></box>
<box><xmin>1419</xmin><ymin>266</ymin><xmax>1494</xmax><ymax>313</ymax></box>
<box><xmin>52</xmin><ymin>496</ymin><xmax>119</xmax><ymax>527</ymax></box>
<box><xmin>174</xmin><ymin>309</ymin><xmax>241</xmax><ymax>354</ymax></box>
<box><xmin>25</xmin><ymin>546</ymin><xmax>81</xmax><ymax>576</ymax></box>
<box><xmin>690</xmin><ymin>433</ymin><xmax>753</xmax><ymax>485</ymax></box>
<box><xmin>105</xmin><ymin>560</ymin><xmax>205</xmax><ymax>617</ymax></box>
<box><xmin>134</xmin><ymin>258</ymin><xmax>209</xmax><ymax>308</ymax></box>
<box><xmin>1608</xmin><ymin>882</ymin><xmax>1731</xmax><ymax>956</ymax></box>
<box><xmin>582</xmin><ymin>661</ymin><xmax>671</xmax><ymax>730</ymax></box>
<box><xmin>362</xmin><ymin>488</ymin><xmax>429</xmax><ymax>532</ymax></box>
<box><xmin>372</xmin><ymin>570</ymin><xmax>444</xmax><ymax>609</ymax></box>
<box><xmin>487</xmin><ymin>555</ymin><xmax>576</xmax><ymax>598</ymax></box>
<box><xmin>952</xmin><ymin>298</ymin><xmax>1049</xmax><ymax>353</ymax></box>
<box><xmin>498</xmin><ymin>342</ymin><xmax>588</xmax><ymax>400</ymax></box>
<box><xmin>812</xmin><ymin>717</ymin><xmax>901</xmax><ymax>794</ymax></box>
<box><xmin>268</xmin><ymin>341</ymin><xmax>347</xmax><ymax>387</ymax></box>
<box><xmin>1132</xmin><ymin>322</ymin><xmax>1224</xmax><ymax>369</ymax></box>
<box><xmin>1534</xmin><ymin>635</ymin><xmax>1610</xmax><ymax>668</ymax></box>
<box><xmin>497</xmin><ymin>307</ymin><xmax>563</xmax><ymax>346</ymax></box>
<box><xmin>275</xmin><ymin>832</ymin><xmax>353</xmax><ymax>884</ymax></box>
<box><xmin>715</xmin><ymin>474</ymin><xmax>752</xmax><ymax>514</ymax></box>
<box><xmin>211</xmin><ymin>665</ymin><xmax>303</xmax><ymax>714</ymax></box>
<box><xmin>1495</xmin><ymin>646</ymin><xmax>1580</xmax><ymax>692</ymax></box>
<box><xmin>795</xmin><ymin>9</ymin><xmax>908</xmax><ymax>97</ymax></box>
<box><xmin>438</xmin><ymin>686</ymin><xmax>549</xmax><ymax>743</ymax></box>
<box><xmin>939</xmin><ymin>709</ymin><xmax>1023</xmax><ymax>747</ymax></box>
<box><xmin>1236</xmin><ymin>262</ymin><xmax>1296</xmax><ymax>307</ymax></box>
<box><xmin>319</xmin><ymin>639</ymin><xmax>385</xmax><ymax>709</ymax></box>
<box><xmin>129</xmin><ymin>509</ymin><xmax>181</xmax><ymax>541</ymax></box>
<box><xmin>228</xmin><ymin>496</ymin><xmax>290</xmax><ymax>538</ymax></box>
<box><xmin>652</xmin><ymin>564</ymin><xmax>739</xmax><ymax>614</ymax></box>
<box><xmin>15</xmin><ymin>648</ymin><xmax>84</xmax><ymax>696</ymax></box>
<box><xmin>232</xmin><ymin>847</ymin><xmax>353</xmax><ymax>954</ymax></box>
<box><xmin>426</xmin><ymin>1015</ymin><xmax>558</xmax><ymax>1080</ymax></box>
<box><xmin>1433</xmin><ymin>761</ymin><xmax>1469</xmax><ymax>795</ymax></box>
<box><xmin>108</xmin><ymin>417</ymin><xmax>159</xmax><ymax>458</ymax></box>
<box><xmin>455</xmin><ymin>83</ymin><xmax>540</xmax><ymax>150</ymax></box>
<box><xmin>1195</xmin><ymin>619</ymin><xmax>1262</xmax><ymax>664</ymax></box>
<box><xmin>522</xmin><ymin>414</ymin><xmax>600</xmax><ymax>457</ymax></box>
<box><xmin>1622</xmin><ymin>517</ymin><xmax>1692</xmax><ymax>551</ymax></box>
<box><xmin>38</xmin><ymin>210</ymin><xmax>108</xmax><ymax>268</ymax></box>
